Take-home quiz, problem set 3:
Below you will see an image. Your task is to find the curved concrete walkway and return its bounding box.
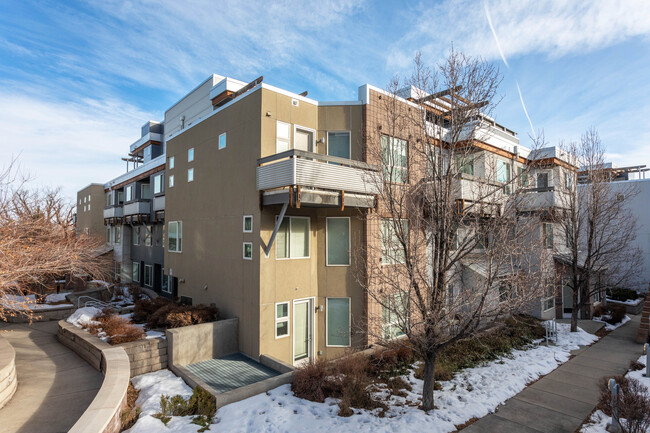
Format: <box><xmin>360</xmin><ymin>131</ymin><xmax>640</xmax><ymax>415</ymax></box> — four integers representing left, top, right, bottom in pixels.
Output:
<box><xmin>462</xmin><ymin>314</ymin><xmax>642</xmax><ymax>433</ymax></box>
<box><xmin>0</xmin><ymin>321</ymin><xmax>103</xmax><ymax>433</ymax></box>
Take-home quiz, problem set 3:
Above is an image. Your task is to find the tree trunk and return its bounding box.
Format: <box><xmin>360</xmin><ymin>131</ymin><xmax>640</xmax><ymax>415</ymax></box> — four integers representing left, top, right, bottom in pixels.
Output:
<box><xmin>571</xmin><ymin>285</ymin><xmax>579</xmax><ymax>332</ymax></box>
<box><xmin>421</xmin><ymin>351</ymin><xmax>436</xmax><ymax>412</ymax></box>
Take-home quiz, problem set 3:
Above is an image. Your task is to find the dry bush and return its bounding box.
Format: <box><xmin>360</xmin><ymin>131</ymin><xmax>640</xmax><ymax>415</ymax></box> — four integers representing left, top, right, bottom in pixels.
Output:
<box><xmin>132</xmin><ymin>297</ymin><xmax>172</xmax><ymax>323</ymax></box>
<box><xmin>121</xmin><ymin>382</ymin><xmax>141</xmax><ymax>430</ymax></box>
<box><xmin>86</xmin><ymin>309</ymin><xmax>145</xmax><ymax>345</ymax></box>
<box><xmin>291</xmin><ymin>359</ymin><xmax>332</xmax><ymax>403</ymax></box>
<box><xmin>593</xmin><ymin>304</ymin><xmax>627</xmax><ymax>325</ymax></box>
<box><xmin>146</xmin><ymin>303</ymin><xmax>218</xmax><ymax>329</ymax></box>
<box><xmin>598</xmin><ymin>375</ymin><xmax>650</xmax><ymax>433</ymax></box>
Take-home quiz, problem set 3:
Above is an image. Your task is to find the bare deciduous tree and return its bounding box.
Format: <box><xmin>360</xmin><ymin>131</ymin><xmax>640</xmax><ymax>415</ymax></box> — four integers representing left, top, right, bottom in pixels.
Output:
<box><xmin>0</xmin><ymin>159</ymin><xmax>111</xmax><ymax>320</ymax></box>
<box><xmin>359</xmin><ymin>50</ymin><xmax>549</xmax><ymax>411</ymax></box>
<box><xmin>558</xmin><ymin>128</ymin><xmax>641</xmax><ymax>332</ymax></box>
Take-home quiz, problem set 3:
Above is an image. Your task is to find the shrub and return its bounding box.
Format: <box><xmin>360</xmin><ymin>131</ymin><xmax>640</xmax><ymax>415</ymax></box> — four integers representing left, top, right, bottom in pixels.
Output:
<box><xmin>607</xmin><ymin>288</ymin><xmax>639</xmax><ymax>302</ymax></box>
<box><xmin>291</xmin><ymin>359</ymin><xmax>331</xmax><ymax>403</ymax></box>
<box><xmin>153</xmin><ymin>387</ymin><xmax>216</xmax><ymax>427</ymax></box>
<box><xmin>85</xmin><ymin>309</ymin><xmax>145</xmax><ymax>345</ymax></box>
<box><xmin>598</xmin><ymin>375</ymin><xmax>650</xmax><ymax>433</ymax></box>
<box><xmin>593</xmin><ymin>304</ymin><xmax>627</xmax><ymax>325</ymax></box>
<box><xmin>133</xmin><ymin>297</ymin><xmax>172</xmax><ymax>323</ymax></box>
<box><xmin>139</xmin><ymin>300</ymin><xmax>219</xmax><ymax>329</ymax></box>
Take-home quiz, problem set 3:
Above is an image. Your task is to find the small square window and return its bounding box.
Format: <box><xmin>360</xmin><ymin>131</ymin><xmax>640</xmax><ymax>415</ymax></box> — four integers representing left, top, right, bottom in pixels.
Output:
<box><xmin>188</xmin><ymin>168</ymin><xmax>194</xmax><ymax>182</ymax></box>
<box><xmin>243</xmin><ymin>215</ymin><xmax>253</xmax><ymax>233</ymax></box>
<box><xmin>275</xmin><ymin>302</ymin><xmax>289</xmax><ymax>338</ymax></box>
<box><xmin>169</xmin><ymin>156</ymin><xmax>175</xmax><ymax>169</ymax></box>
<box><xmin>188</xmin><ymin>148</ymin><xmax>194</xmax><ymax>162</ymax></box>
<box><xmin>243</xmin><ymin>242</ymin><xmax>253</xmax><ymax>260</ymax></box>
<box><xmin>219</xmin><ymin>132</ymin><xmax>226</xmax><ymax>150</ymax></box>
<box><xmin>169</xmin><ymin>175</ymin><xmax>175</xmax><ymax>188</ymax></box>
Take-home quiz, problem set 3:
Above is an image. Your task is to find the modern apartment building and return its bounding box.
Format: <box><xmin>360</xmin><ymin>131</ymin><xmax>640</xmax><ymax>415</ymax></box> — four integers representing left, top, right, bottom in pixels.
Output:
<box><xmin>79</xmin><ymin>74</ymin><xmax>581</xmax><ymax>366</ymax></box>
<box><xmin>76</xmin><ymin>183</ymin><xmax>105</xmax><ymax>238</ymax></box>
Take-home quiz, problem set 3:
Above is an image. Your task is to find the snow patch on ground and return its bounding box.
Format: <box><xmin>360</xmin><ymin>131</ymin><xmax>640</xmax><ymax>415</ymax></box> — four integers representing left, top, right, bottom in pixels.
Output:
<box><xmin>592</xmin><ymin>315</ymin><xmax>631</xmax><ymax>331</ymax></box>
<box><xmin>66</xmin><ymin>306</ymin><xmax>102</xmax><ymax>327</ymax></box>
<box><xmin>44</xmin><ymin>292</ymin><xmax>70</xmax><ymax>303</ymax></box>
<box><xmin>127</xmin><ymin>322</ymin><xmax>598</xmax><ymax>433</ymax></box>
<box><xmin>606</xmin><ymin>297</ymin><xmax>643</xmax><ymax>306</ymax></box>
<box><xmin>0</xmin><ymin>294</ymin><xmax>73</xmax><ymax>310</ymax></box>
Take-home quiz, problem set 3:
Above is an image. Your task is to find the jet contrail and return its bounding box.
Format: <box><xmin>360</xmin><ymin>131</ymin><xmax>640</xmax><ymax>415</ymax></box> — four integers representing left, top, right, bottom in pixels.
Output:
<box><xmin>484</xmin><ymin>1</ymin><xmax>537</xmax><ymax>139</ymax></box>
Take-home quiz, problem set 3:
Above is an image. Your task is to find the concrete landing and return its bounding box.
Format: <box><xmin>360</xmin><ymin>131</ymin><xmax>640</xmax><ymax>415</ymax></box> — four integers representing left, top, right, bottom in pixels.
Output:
<box><xmin>185</xmin><ymin>353</ymin><xmax>280</xmax><ymax>394</ymax></box>
<box><xmin>462</xmin><ymin>315</ymin><xmax>641</xmax><ymax>433</ymax></box>
<box><xmin>556</xmin><ymin>318</ymin><xmax>605</xmax><ymax>335</ymax></box>
<box><xmin>0</xmin><ymin>321</ymin><xmax>103</xmax><ymax>433</ymax></box>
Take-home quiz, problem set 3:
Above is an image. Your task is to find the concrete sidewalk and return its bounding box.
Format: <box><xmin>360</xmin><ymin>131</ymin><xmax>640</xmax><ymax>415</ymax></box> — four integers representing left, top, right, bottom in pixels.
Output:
<box><xmin>0</xmin><ymin>320</ymin><xmax>103</xmax><ymax>433</ymax></box>
<box><xmin>462</xmin><ymin>315</ymin><xmax>642</xmax><ymax>433</ymax></box>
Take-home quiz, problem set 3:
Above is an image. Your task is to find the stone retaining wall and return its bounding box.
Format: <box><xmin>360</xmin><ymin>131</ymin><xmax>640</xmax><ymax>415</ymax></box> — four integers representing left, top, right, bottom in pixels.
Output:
<box><xmin>0</xmin><ymin>335</ymin><xmax>17</xmax><ymax>409</ymax></box>
<box><xmin>6</xmin><ymin>305</ymin><xmax>77</xmax><ymax>323</ymax></box>
<box><xmin>57</xmin><ymin>321</ymin><xmax>167</xmax><ymax>377</ymax></box>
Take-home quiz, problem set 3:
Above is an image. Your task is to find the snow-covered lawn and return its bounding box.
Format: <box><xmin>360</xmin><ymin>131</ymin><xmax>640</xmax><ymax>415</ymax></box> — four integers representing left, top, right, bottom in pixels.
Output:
<box><xmin>126</xmin><ymin>323</ymin><xmax>598</xmax><ymax>433</ymax></box>
<box><xmin>581</xmin><ymin>354</ymin><xmax>650</xmax><ymax>433</ymax></box>
<box><xmin>0</xmin><ymin>293</ymin><xmax>73</xmax><ymax>310</ymax></box>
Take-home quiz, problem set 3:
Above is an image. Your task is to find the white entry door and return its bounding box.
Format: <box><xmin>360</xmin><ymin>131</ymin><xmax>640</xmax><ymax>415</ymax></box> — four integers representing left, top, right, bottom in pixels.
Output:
<box><xmin>293</xmin><ymin>298</ymin><xmax>313</xmax><ymax>365</ymax></box>
<box><xmin>294</xmin><ymin>128</ymin><xmax>314</xmax><ymax>153</ymax></box>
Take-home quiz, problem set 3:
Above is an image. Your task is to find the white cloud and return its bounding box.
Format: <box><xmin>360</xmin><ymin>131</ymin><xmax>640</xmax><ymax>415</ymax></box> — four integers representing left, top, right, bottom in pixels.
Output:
<box><xmin>387</xmin><ymin>0</ymin><xmax>650</xmax><ymax>70</ymax></box>
<box><xmin>0</xmin><ymin>90</ymin><xmax>156</xmax><ymax>200</ymax></box>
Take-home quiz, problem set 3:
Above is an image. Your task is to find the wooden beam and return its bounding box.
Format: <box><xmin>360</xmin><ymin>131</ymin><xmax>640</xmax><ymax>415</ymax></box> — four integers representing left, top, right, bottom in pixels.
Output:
<box><xmin>416</xmin><ymin>86</ymin><xmax>462</xmax><ymax>103</ymax></box>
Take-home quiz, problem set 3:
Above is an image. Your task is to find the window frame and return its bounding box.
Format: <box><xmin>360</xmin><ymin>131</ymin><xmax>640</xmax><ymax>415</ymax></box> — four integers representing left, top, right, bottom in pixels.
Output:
<box><xmin>293</xmin><ymin>124</ymin><xmax>316</xmax><ymax>152</ymax></box>
<box><xmin>326</xmin><ymin>131</ymin><xmax>351</xmax><ymax>160</ymax></box>
<box><xmin>243</xmin><ymin>215</ymin><xmax>253</xmax><ymax>233</ymax></box>
<box><xmin>125</xmin><ymin>184</ymin><xmax>134</xmax><ymax>202</ymax></box>
<box><xmin>114</xmin><ymin>226</ymin><xmax>121</xmax><ymax>245</ymax></box>
<box><xmin>169</xmin><ymin>175</ymin><xmax>175</xmax><ymax>188</ymax></box>
<box><xmin>326</xmin><ymin>217</ymin><xmax>351</xmax><ymax>266</ymax></box>
<box><xmin>188</xmin><ymin>148</ymin><xmax>194</xmax><ymax>162</ymax></box>
<box><xmin>381</xmin><ymin>134</ymin><xmax>408</xmax><ymax>183</ymax></box>
<box><xmin>168</xmin><ymin>221</ymin><xmax>182</xmax><ymax>253</ymax></box>
<box><xmin>275</xmin><ymin>301</ymin><xmax>290</xmax><ymax>339</ymax></box>
<box><xmin>153</xmin><ymin>173</ymin><xmax>164</xmax><ymax>195</ymax></box>
<box><xmin>276</xmin><ymin>121</ymin><xmax>291</xmax><ymax>153</ymax></box>
<box><xmin>161</xmin><ymin>271</ymin><xmax>172</xmax><ymax>294</ymax></box>
<box><xmin>275</xmin><ymin>216</ymin><xmax>310</xmax><ymax>260</ymax></box>
<box><xmin>382</xmin><ymin>292</ymin><xmax>408</xmax><ymax>340</ymax></box>
<box><xmin>219</xmin><ymin>132</ymin><xmax>227</xmax><ymax>150</ymax></box>
<box><xmin>537</xmin><ymin>172</ymin><xmax>549</xmax><ymax>189</ymax></box>
<box><xmin>243</xmin><ymin>242</ymin><xmax>253</xmax><ymax>260</ymax></box>
<box><xmin>169</xmin><ymin>156</ymin><xmax>175</xmax><ymax>169</ymax></box>
<box><xmin>381</xmin><ymin>218</ymin><xmax>408</xmax><ymax>265</ymax></box>
<box><xmin>144</xmin><ymin>264</ymin><xmax>153</xmax><ymax>287</ymax></box>
<box><xmin>132</xmin><ymin>226</ymin><xmax>140</xmax><ymax>246</ymax></box>
<box><xmin>188</xmin><ymin>167</ymin><xmax>194</xmax><ymax>182</ymax></box>
<box><xmin>326</xmin><ymin>297</ymin><xmax>351</xmax><ymax>347</ymax></box>
<box><xmin>132</xmin><ymin>262</ymin><xmax>140</xmax><ymax>283</ymax></box>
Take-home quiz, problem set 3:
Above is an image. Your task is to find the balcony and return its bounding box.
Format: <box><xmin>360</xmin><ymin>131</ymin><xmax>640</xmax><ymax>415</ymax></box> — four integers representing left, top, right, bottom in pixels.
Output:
<box><xmin>103</xmin><ymin>206</ymin><xmax>123</xmax><ymax>219</ymax></box>
<box><xmin>124</xmin><ymin>200</ymin><xmax>151</xmax><ymax>217</ymax></box>
<box><xmin>516</xmin><ymin>187</ymin><xmax>570</xmax><ymax>211</ymax></box>
<box><xmin>257</xmin><ymin>150</ymin><xmax>381</xmax><ymax>208</ymax></box>
<box><xmin>153</xmin><ymin>195</ymin><xmax>165</xmax><ymax>212</ymax></box>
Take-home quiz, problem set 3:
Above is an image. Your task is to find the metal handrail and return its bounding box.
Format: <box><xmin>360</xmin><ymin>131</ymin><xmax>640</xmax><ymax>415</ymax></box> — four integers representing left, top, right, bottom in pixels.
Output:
<box><xmin>257</xmin><ymin>149</ymin><xmax>380</xmax><ymax>171</ymax></box>
<box><xmin>77</xmin><ymin>296</ymin><xmax>111</xmax><ymax>309</ymax></box>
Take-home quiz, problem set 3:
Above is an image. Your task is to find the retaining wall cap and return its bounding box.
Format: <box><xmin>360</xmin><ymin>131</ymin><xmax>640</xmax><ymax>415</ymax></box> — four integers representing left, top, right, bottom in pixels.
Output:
<box><xmin>0</xmin><ymin>336</ymin><xmax>16</xmax><ymax>380</ymax></box>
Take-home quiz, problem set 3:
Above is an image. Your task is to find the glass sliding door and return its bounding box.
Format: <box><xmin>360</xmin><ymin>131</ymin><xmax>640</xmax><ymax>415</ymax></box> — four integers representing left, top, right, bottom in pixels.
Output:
<box><xmin>293</xmin><ymin>299</ymin><xmax>313</xmax><ymax>365</ymax></box>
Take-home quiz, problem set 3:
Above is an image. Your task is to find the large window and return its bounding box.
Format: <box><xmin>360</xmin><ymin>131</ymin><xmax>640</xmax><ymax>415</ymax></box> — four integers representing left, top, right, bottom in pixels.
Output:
<box><xmin>219</xmin><ymin>132</ymin><xmax>227</xmax><ymax>150</ymax></box>
<box><xmin>543</xmin><ymin>223</ymin><xmax>553</xmax><ymax>249</ymax></box>
<box><xmin>168</xmin><ymin>221</ymin><xmax>182</xmax><ymax>252</ymax></box>
<box><xmin>382</xmin><ymin>293</ymin><xmax>408</xmax><ymax>340</ymax></box>
<box><xmin>326</xmin><ymin>298</ymin><xmax>351</xmax><ymax>347</ymax></box>
<box><xmin>275</xmin><ymin>302</ymin><xmax>289</xmax><ymax>338</ymax></box>
<box><xmin>144</xmin><ymin>225</ymin><xmax>152</xmax><ymax>246</ymax></box>
<box><xmin>132</xmin><ymin>226</ymin><xmax>140</xmax><ymax>246</ymax></box>
<box><xmin>537</xmin><ymin>172</ymin><xmax>549</xmax><ymax>189</ymax></box>
<box><xmin>276</xmin><ymin>121</ymin><xmax>291</xmax><ymax>153</ymax></box>
<box><xmin>276</xmin><ymin>216</ymin><xmax>309</xmax><ymax>259</ymax></box>
<box><xmin>326</xmin><ymin>217</ymin><xmax>350</xmax><ymax>266</ymax></box>
<box><xmin>132</xmin><ymin>262</ymin><xmax>140</xmax><ymax>283</ymax></box>
<box><xmin>327</xmin><ymin>131</ymin><xmax>350</xmax><ymax>159</ymax></box>
<box><xmin>381</xmin><ymin>219</ymin><xmax>407</xmax><ymax>264</ymax></box>
<box><xmin>144</xmin><ymin>265</ymin><xmax>153</xmax><ymax>287</ymax></box>
<box><xmin>457</xmin><ymin>154</ymin><xmax>474</xmax><ymax>176</ymax></box>
<box><xmin>125</xmin><ymin>185</ymin><xmax>134</xmax><ymax>202</ymax></box>
<box><xmin>381</xmin><ymin>135</ymin><xmax>408</xmax><ymax>183</ymax></box>
<box><xmin>153</xmin><ymin>174</ymin><xmax>164</xmax><ymax>194</ymax></box>
<box><xmin>497</xmin><ymin>160</ymin><xmax>511</xmax><ymax>194</ymax></box>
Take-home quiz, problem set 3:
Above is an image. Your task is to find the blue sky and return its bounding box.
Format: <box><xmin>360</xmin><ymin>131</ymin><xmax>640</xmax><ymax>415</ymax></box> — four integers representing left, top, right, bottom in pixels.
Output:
<box><xmin>1</xmin><ymin>0</ymin><xmax>649</xmax><ymax>199</ymax></box>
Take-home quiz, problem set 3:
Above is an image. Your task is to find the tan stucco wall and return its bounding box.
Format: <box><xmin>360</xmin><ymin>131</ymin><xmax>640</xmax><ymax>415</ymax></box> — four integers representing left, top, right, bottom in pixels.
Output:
<box><xmin>76</xmin><ymin>184</ymin><xmax>106</xmax><ymax>240</ymax></box>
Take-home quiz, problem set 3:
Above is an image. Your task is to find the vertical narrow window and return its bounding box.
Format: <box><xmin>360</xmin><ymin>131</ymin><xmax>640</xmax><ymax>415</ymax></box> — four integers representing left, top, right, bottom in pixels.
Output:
<box><xmin>132</xmin><ymin>262</ymin><xmax>139</xmax><ymax>283</ymax></box>
<box><xmin>276</xmin><ymin>121</ymin><xmax>291</xmax><ymax>153</ymax></box>
<box><xmin>326</xmin><ymin>217</ymin><xmax>350</xmax><ymax>266</ymax></box>
<box><xmin>326</xmin><ymin>298</ymin><xmax>351</xmax><ymax>347</ymax></box>
<box><xmin>145</xmin><ymin>225</ymin><xmax>152</xmax><ymax>246</ymax></box>
<box><xmin>565</xmin><ymin>172</ymin><xmax>574</xmax><ymax>190</ymax></box>
<box><xmin>118</xmin><ymin>191</ymin><xmax>124</xmax><ymax>205</ymax></box>
<box><xmin>188</xmin><ymin>148</ymin><xmax>194</xmax><ymax>162</ymax></box>
<box><xmin>188</xmin><ymin>168</ymin><xmax>194</xmax><ymax>182</ymax></box>
<box><xmin>87</xmin><ymin>204</ymin><xmax>90</xmax><ymax>211</ymax></box>
<box><xmin>144</xmin><ymin>265</ymin><xmax>153</xmax><ymax>287</ymax></box>
<box><xmin>168</xmin><ymin>221</ymin><xmax>182</xmax><ymax>252</ymax></box>
<box><xmin>219</xmin><ymin>132</ymin><xmax>227</xmax><ymax>150</ymax></box>
<box><xmin>106</xmin><ymin>192</ymin><xmax>112</xmax><ymax>207</ymax></box>
<box><xmin>161</xmin><ymin>272</ymin><xmax>171</xmax><ymax>294</ymax></box>
<box><xmin>275</xmin><ymin>302</ymin><xmax>289</xmax><ymax>338</ymax></box>
<box><xmin>381</xmin><ymin>135</ymin><xmax>408</xmax><ymax>183</ymax></box>
<box><xmin>133</xmin><ymin>226</ymin><xmax>140</xmax><ymax>246</ymax></box>
<box><xmin>243</xmin><ymin>242</ymin><xmax>253</xmax><ymax>260</ymax></box>
<box><xmin>105</xmin><ymin>226</ymin><xmax>111</xmax><ymax>244</ymax></box>
<box><xmin>243</xmin><ymin>215</ymin><xmax>253</xmax><ymax>233</ymax></box>
<box><xmin>517</xmin><ymin>167</ymin><xmax>529</xmax><ymax>187</ymax></box>
<box><xmin>382</xmin><ymin>293</ymin><xmax>408</xmax><ymax>339</ymax></box>
<box><xmin>141</xmin><ymin>184</ymin><xmax>150</xmax><ymax>199</ymax></box>
<box><xmin>327</xmin><ymin>131</ymin><xmax>350</xmax><ymax>159</ymax></box>
<box><xmin>543</xmin><ymin>223</ymin><xmax>553</xmax><ymax>249</ymax></box>
<box><xmin>115</xmin><ymin>226</ymin><xmax>121</xmax><ymax>244</ymax></box>
<box><xmin>497</xmin><ymin>160</ymin><xmax>511</xmax><ymax>194</ymax></box>
<box><xmin>537</xmin><ymin>172</ymin><xmax>549</xmax><ymax>189</ymax></box>
<box><xmin>169</xmin><ymin>156</ymin><xmax>175</xmax><ymax>169</ymax></box>
<box><xmin>381</xmin><ymin>219</ymin><xmax>407</xmax><ymax>264</ymax></box>
<box><xmin>125</xmin><ymin>185</ymin><xmax>133</xmax><ymax>202</ymax></box>
<box><xmin>169</xmin><ymin>175</ymin><xmax>175</xmax><ymax>188</ymax></box>
<box><xmin>275</xmin><ymin>216</ymin><xmax>310</xmax><ymax>259</ymax></box>
<box><xmin>153</xmin><ymin>174</ymin><xmax>163</xmax><ymax>194</ymax></box>
<box><xmin>276</xmin><ymin>218</ymin><xmax>290</xmax><ymax>259</ymax></box>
